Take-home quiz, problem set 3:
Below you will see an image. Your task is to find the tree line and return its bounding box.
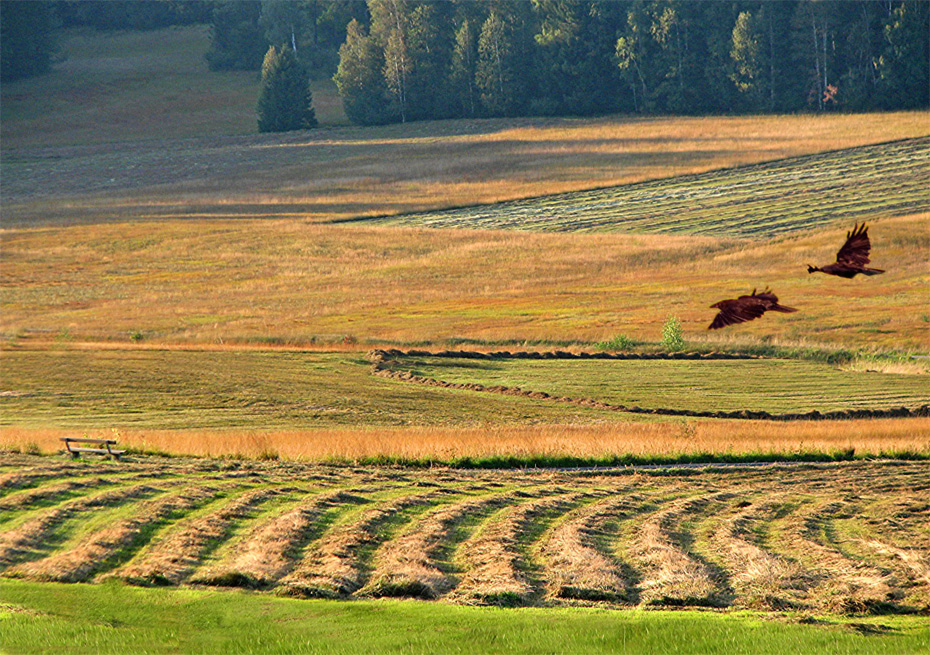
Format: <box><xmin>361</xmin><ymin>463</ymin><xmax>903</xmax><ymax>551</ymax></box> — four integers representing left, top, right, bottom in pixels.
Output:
<box><xmin>2</xmin><ymin>1</ymin><xmax>926</xmax><ymax>127</ymax></box>
<box><xmin>212</xmin><ymin>0</ymin><xmax>930</xmax><ymax>126</ymax></box>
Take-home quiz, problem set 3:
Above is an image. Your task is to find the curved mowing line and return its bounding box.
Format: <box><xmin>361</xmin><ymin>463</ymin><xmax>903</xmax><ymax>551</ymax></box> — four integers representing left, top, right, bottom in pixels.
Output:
<box><xmin>365</xmin><ymin>138</ymin><xmax>930</xmax><ymax>237</ymax></box>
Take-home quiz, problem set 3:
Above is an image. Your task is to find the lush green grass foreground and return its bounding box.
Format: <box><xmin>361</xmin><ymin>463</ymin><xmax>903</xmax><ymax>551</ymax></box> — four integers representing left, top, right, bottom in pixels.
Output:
<box><xmin>1</xmin><ymin>581</ymin><xmax>927</xmax><ymax>655</ymax></box>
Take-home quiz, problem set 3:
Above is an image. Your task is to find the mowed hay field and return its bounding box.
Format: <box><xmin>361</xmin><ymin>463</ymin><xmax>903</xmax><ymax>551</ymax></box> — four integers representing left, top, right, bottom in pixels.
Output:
<box><xmin>1</xmin><ymin>454</ymin><xmax>928</xmax><ymax>617</ymax></box>
<box><xmin>2</xmin><ymin>24</ymin><xmax>930</xmax><ymax>651</ymax></box>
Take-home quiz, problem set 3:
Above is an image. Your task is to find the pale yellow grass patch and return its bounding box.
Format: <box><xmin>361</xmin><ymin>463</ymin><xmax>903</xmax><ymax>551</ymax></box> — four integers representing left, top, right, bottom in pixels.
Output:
<box><xmin>3</xmin><ymin>418</ymin><xmax>927</xmax><ymax>461</ymax></box>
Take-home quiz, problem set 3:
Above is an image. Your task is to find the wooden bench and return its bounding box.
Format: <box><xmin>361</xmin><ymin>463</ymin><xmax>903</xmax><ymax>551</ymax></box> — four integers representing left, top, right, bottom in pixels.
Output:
<box><xmin>61</xmin><ymin>437</ymin><xmax>125</xmax><ymax>460</ymax></box>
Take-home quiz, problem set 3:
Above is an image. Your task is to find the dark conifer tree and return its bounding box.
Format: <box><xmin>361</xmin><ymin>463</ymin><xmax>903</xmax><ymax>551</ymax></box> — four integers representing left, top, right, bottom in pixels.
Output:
<box><xmin>257</xmin><ymin>45</ymin><xmax>317</xmax><ymax>132</ymax></box>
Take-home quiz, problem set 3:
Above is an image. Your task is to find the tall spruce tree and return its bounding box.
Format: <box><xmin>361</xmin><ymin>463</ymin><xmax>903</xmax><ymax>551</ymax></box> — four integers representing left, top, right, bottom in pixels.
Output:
<box><xmin>257</xmin><ymin>45</ymin><xmax>317</xmax><ymax>132</ymax></box>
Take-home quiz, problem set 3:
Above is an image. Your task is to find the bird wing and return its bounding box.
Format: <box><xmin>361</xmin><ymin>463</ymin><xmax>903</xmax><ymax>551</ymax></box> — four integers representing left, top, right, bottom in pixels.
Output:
<box><xmin>835</xmin><ymin>223</ymin><xmax>872</xmax><ymax>267</ymax></box>
<box><xmin>708</xmin><ymin>298</ymin><xmax>768</xmax><ymax>329</ymax></box>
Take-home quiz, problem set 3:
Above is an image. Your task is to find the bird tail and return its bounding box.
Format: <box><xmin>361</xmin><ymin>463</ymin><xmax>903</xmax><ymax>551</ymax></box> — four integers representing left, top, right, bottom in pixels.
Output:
<box><xmin>861</xmin><ymin>267</ymin><xmax>884</xmax><ymax>276</ymax></box>
<box><xmin>770</xmin><ymin>304</ymin><xmax>798</xmax><ymax>313</ymax></box>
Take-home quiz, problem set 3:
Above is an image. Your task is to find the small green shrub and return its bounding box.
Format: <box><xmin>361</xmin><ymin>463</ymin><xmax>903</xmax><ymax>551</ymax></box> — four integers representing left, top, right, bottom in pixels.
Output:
<box><xmin>662</xmin><ymin>316</ymin><xmax>685</xmax><ymax>351</ymax></box>
<box><xmin>595</xmin><ymin>334</ymin><xmax>636</xmax><ymax>351</ymax></box>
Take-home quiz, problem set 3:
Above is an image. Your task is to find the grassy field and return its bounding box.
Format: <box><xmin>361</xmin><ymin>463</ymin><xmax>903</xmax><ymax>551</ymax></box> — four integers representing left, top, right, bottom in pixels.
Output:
<box><xmin>2</xmin><ymin>23</ymin><xmax>929</xmax><ymax>654</ymax></box>
<box><xmin>0</xmin><ymin>455</ymin><xmax>927</xmax><ymax>631</ymax></box>
<box><xmin>4</xmin><ymin>581</ymin><xmax>928</xmax><ymax>655</ymax></box>
<box><xmin>2</xmin><ymin>213</ymin><xmax>927</xmax><ymax>349</ymax></box>
<box><xmin>2</xmin><ymin>580</ymin><xmax>929</xmax><ymax>655</ymax></box>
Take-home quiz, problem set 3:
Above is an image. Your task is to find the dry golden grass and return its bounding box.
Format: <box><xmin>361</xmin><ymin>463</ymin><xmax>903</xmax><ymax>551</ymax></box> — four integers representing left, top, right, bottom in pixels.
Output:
<box><xmin>277</xmin><ymin>490</ymin><xmax>442</xmax><ymax>598</ymax></box>
<box><xmin>452</xmin><ymin>491</ymin><xmax>584</xmax><ymax>604</ymax></box>
<box><xmin>3</xmin><ymin>213</ymin><xmax>927</xmax><ymax>349</ymax></box>
<box><xmin>710</xmin><ymin>497</ymin><xmax>810</xmax><ymax>610</ymax></box>
<box><xmin>8</xmin><ymin>484</ymin><xmax>218</xmax><ymax>583</ymax></box>
<box><xmin>3</xmin><ymin>418</ymin><xmax>928</xmax><ymax>462</ymax></box>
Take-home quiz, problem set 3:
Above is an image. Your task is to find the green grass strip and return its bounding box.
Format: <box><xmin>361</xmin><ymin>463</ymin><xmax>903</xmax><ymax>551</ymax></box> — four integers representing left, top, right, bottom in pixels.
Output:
<box><xmin>1</xmin><ymin>579</ymin><xmax>928</xmax><ymax>655</ymax></box>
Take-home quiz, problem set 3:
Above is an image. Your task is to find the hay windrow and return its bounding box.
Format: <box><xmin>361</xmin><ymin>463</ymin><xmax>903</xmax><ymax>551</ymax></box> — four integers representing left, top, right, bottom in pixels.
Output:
<box><xmin>6</xmin><ymin>484</ymin><xmax>221</xmax><ymax>582</ymax></box>
<box><xmin>772</xmin><ymin>500</ymin><xmax>897</xmax><ymax>614</ymax></box>
<box><xmin>190</xmin><ymin>488</ymin><xmax>366</xmax><ymax>589</ymax></box>
<box><xmin>625</xmin><ymin>493</ymin><xmax>732</xmax><ymax>607</ymax></box>
<box><xmin>108</xmin><ymin>487</ymin><xmax>280</xmax><ymax>586</ymax></box>
<box><xmin>538</xmin><ymin>493</ymin><xmax>647</xmax><ymax>603</ymax></box>
<box><xmin>277</xmin><ymin>490</ymin><xmax>448</xmax><ymax>599</ymax></box>
<box><xmin>0</xmin><ymin>482</ymin><xmax>162</xmax><ymax>570</ymax></box>
<box><xmin>362</xmin><ymin>492</ymin><xmax>515</xmax><ymax>599</ymax></box>
<box><xmin>709</xmin><ymin>495</ymin><xmax>813</xmax><ymax>611</ymax></box>
<box><xmin>0</xmin><ymin>454</ymin><xmax>927</xmax><ymax>613</ymax></box>
<box><xmin>451</xmin><ymin>491</ymin><xmax>588</xmax><ymax>606</ymax></box>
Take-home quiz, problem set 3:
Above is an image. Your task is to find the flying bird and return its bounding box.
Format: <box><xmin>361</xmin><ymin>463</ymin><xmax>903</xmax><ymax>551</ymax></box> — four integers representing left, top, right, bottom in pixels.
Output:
<box><xmin>708</xmin><ymin>288</ymin><xmax>797</xmax><ymax>330</ymax></box>
<box><xmin>807</xmin><ymin>222</ymin><xmax>884</xmax><ymax>278</ymax></box>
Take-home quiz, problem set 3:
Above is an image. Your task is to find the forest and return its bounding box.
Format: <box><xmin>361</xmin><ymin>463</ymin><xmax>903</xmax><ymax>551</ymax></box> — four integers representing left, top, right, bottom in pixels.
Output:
<box><xmin>2</xmin><ymin>0</ymin><xmax>929</xmax><ymax>126</ymax></box>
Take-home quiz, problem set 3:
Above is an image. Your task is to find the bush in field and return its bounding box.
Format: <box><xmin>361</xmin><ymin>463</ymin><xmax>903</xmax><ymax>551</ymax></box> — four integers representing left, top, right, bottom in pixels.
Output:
<box><xmin>257</xmin><ymin>45</ymin><xmax>317</xmax><ymax>133</ymax></box>
<box><xmin>595</xmin><ymin>334</ymin><xmax>636</xmax><ymax>351</ymax></box>
<box><xmin>662</xmin><ymin>316</ymin><xmax>685</xmax><ymax>351</ymax></box>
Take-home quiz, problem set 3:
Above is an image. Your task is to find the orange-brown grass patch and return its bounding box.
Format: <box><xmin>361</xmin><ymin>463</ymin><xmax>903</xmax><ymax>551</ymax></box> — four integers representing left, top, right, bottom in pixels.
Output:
<box><xmin>2</xmin><ymin>214</ymin><xmax>926</xmax><ymax>349</ymax></box>
<box><xmin>2</xmin><ymin>418</ymin><xmax>927</xmax><ymax>462</ymax></box>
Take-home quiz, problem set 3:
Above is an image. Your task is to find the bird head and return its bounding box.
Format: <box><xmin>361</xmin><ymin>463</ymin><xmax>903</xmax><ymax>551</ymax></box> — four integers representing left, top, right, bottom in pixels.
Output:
<box><xmin>807</xmin><ymin>265</ymin><xmax>819</xmax><ymax>274</ymax></box>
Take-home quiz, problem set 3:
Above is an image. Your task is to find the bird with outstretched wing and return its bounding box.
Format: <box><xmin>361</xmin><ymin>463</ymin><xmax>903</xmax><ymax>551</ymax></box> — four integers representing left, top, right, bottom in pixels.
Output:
<box><xmin>708</xmin><ymin>287</ymin><xmax>797</xmax><ymax>330</ymax></box>
<box><xmin>808</xmin><ymin>222</ymin><xmax>884</xmax><ymax>278</ymax></box>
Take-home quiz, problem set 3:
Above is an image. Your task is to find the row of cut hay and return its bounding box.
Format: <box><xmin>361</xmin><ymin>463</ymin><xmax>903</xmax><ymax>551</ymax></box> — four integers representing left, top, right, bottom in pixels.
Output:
<box><xmin>537</xmin><ymin>493</ymin><xmax>646</xmax><ymax>603</ymax></box>
<box><xmin>0</xmin><ymin>477</ymin><xmax>113</xmax><ymax>515</ymax></box>
<box><xmin>0</xmin><ymin>482</ymin><xmax>161</xmax><ymax>570</ymax></box>
<box><xmin>709</xmin><ymin>495</ymin><xmax>812</xmax><ymax>611</ymax></box>
<box><xmin>190</xmin><ymin>488</ymin><xmax>370</xmax><ymax>589</ymax></box>
<box><xmin>1</xmin><ymin>456</ymin><xmax>928</xmax><ymax>612</ymax></box>
<box><xmin>623</xmin><ymin>492</ymin><xmax>733</xmax><ymax>607</ymax></box>
<box><xmin>5</xmin><ymin>418</ymin><xmax>928</xmax><ymax>464</ymax></box>
<box><xmin>361</xmin><ymin>492</ymin><xmax>513</xmax><ymax>599</ymax></box>
<box><xmin>770</xmin><ymin>500</ymin><xmax>897</xmax><ymax>614</ymax></box>
<box><xmin>451</xmin><ymin>490</ymin><xmax>593</xmax><ymax>606</ymax></box>
<box><xmin>109</xmin><ymin>487</ymin><xmax>281</xmax><ymax>586</ymax></box>
<box><xmin>0</xmin><ymin>461</ymin><xmax>119</xmax><ymax>495</ymax></box>
<box><xmin>6</xmin><ymin>483</ymin><xmax>223</xmax><ymax>583</ymax></box>
<box><xmin>277</xmin><ymin>490</ymin><xmax>451</xmax><ymax>598</ymax></box>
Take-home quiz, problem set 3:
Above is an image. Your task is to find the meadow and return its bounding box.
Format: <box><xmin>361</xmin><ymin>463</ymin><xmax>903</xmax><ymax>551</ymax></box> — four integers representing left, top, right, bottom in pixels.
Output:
<box><xmin>1</xmin><ymin>23</ymin><xmax>929</xmax><ymax>655</ymax></box>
